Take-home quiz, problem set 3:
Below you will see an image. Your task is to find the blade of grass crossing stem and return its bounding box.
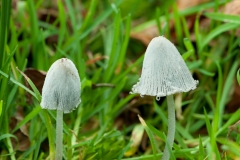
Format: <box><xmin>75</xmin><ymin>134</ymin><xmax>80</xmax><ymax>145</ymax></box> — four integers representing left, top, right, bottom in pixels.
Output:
<box><xmin>104</xmin><ymin>11</ymin><xmax>121</xmax><ymax>82</ymax></box>
<box><xmin>138</xmin><ymin>115</ymin><xmax>158</xmax><ymax>160</ymax></box>
<box><xmin>198</xmin><ymin>136</ymin><xmax>205</xmax><ymax>160</ymax></box>
<box><xmin>117</xmin><ymin>14</ymin><xmax>131</xmax><ymax>72</ymax></box>
<box><xmin>200</xmin><ymin>23</ymin><xmax>240</xmax><ymax>52</ymax></box>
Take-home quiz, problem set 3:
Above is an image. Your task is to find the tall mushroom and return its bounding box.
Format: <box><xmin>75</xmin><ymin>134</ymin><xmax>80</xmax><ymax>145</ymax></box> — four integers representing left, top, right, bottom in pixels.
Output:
<box><xmin>41</xmin><ymin>58</ymin><xmax>81</xmax><ymax>160</ymax></box>
<box><xmin>131</xmin><ymin>36</ymin><xmax>198</xmax><ymax>160</ymax></box>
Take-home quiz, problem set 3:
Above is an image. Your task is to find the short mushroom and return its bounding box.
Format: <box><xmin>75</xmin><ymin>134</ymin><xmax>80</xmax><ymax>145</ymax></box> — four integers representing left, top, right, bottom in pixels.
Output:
<box><xmin>40</xmin><ymin>58</ymin><xmax>81</xmax><ymax>160</ymax></box>
<box><xmin>131</xmin><ymin>36</ymin><xmax>198</xmax><ymax>160</ymax></box>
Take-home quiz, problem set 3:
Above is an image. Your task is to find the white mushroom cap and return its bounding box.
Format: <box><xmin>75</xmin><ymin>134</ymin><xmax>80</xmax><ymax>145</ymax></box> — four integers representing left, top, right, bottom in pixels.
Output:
<box><xmin>40</xmin><ymin>58</ymin><xmax>81</xmax><ymax>113</ymax></box>
<box><xmin>131</xmin><ymin>36</ymin><xmax>198</xmax><ymax>99</ymax></box>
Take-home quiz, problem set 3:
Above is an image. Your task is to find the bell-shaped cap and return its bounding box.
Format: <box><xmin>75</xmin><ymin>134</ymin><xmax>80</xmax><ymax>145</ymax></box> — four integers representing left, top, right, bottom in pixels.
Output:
<box><xmin>40</xmin><ymin>58</ymin><xmax>81</xmax><ymax>113</ymax></box>
<box><xmin>131</xmin><ymin>36</ymin><xmax>198</xmax><ymax>99</ymax></box>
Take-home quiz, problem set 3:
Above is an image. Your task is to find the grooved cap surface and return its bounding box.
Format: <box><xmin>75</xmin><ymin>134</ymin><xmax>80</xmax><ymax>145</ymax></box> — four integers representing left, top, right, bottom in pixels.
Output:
<box><xmin>131</xmin><ymin>36</ymin><xmax>198</xmax><ymax>99</ymax></box>
<box><xmin>40</xmin><ymin>58</ymin><xmax>81</xmax><ymax>113</ymax></box>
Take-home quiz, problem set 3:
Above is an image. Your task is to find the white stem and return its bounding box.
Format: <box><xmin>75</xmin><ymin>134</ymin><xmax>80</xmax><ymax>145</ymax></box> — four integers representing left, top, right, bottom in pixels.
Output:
<box><xmin>56</xmin><ymin>110</ymin><xmax>63</xmax><ymax>160</ymax></box>
<box><xmin>162</xmin><ymin>95</ymin><xmax>175</xmax><ymax>160</ymax></box>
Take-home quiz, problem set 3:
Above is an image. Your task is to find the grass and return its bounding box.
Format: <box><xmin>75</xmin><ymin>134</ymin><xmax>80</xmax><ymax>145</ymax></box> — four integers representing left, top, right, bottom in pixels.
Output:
<box><xmin>0</xmin><ymin>0</ymin><xmax>240</xmax><ymax>159</ymax></box>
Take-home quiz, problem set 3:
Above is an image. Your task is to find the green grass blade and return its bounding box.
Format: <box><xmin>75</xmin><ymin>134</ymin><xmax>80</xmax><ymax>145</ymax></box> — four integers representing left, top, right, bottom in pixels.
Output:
<box><xmin>198</xmin><ymin>136</ymin><xmax>205</xmax><ymax>160</ymax></box>
<box><xmin>12</xmin><ymin>106</ymin><xmax>41</xmax><ymax>133</ymax></box>
<box><xmin>204</xmin><ymin>12</ymin><xmax>240</xmax><ymax>24</ymax></box>
<box><xmin>0</xmin><ymin>70</ymin><xmax>38</xmax><ymax>100</ymax></box>
<box><xmin>138</xmin><ymin>115</ymin><xmax>158</xmax><ymax>160</ymax></box>
<box><xmin>219</xmin><ymin>61</ymin><xmax>239</xmax><ymax>126</ymax></box>
<box><xmin>200</xmin><ymin>23</ymin><xmax>240</xmax><ymax>52</ymax></box>
<box><xmin>237</xmin><ymin>69</ymin><xmax>240</xmax><ymax>85</ymax></box>
<box><xmin>118</xmin><ymin>14</ymin><xmax>131</xmax><ymax>71</ymax></box>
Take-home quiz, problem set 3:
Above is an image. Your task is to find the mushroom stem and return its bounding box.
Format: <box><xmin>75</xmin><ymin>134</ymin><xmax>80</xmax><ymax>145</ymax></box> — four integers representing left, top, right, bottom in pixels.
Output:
<box><xmin>162</xmin><ymin>95</ymin><xmax>175</xmax><ymax>160</ymax></box>
<box><xmin>56</xmin><ymin>110</ymin><xmax>63</xmax><ymax>160</ymax></box>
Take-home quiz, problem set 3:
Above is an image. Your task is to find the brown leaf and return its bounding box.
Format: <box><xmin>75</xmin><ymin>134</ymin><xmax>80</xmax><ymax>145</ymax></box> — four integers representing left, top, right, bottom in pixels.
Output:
<box><xmin>226</xmin><ymin>81</ymin><xmax>240</xmax><ymax>113</ymax></box>
<box><xmin>130</xmin><ymin>25</ymin><xmax>159</xmax><ymax>46</ymax></box>
<box><xmin>24</xmin><ymin>68</ymin><xmax>46</xmax><ymax>93</ymax></box>
<box><xmin>10</xmin><ymin>107</ymin><xmax>30</xmax><ymax>151</ymax></box>
<box><xmin>86</xmin><ymin>54</ymin><xmax>108</xmax><ymax>66</ymax></box>
<box><xmin>177</xmin><ymin>0</ymin><xmax>210</xmax><ymax>10</ymax></box>
<box><xmin>114</xmin><ymin>96</ymin><xmax>153</xmax><ymax>130</ymax></box>
<box><xmin>223</xmin><ymin>0</ymin><xmax>240</xmax><ymax>15</ymax></box>
<box><xmin>24</xmin><ymin>68</ymin><xmax>46</xmax><ymax>103</ymax></box>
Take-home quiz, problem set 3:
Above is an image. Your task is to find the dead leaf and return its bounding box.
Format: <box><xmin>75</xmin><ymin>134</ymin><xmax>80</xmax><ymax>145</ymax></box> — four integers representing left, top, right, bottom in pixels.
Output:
<box><xmin>114</xmin><ymin>96</ymin><xmax>153</xmax><ymax>130</ymax></box>
<box><xmin>24</xmin><ymin>68</ymin><xmax>46</xmax><ymax>103</ymax></box>
<box><xmin>124</xmin><ymin>124</ymin><xmax>145</xmax><ymax>156</ymax></box>
<box><xmin>10</xmin><ymin>106</ymin><xmax>30</xmax><ymax>151</ymax></box>
<box><xmin>227</xmin><ymin>81</ymin><xmax>240</xmax><ymax>113</ymax></box>
<box><xmin>223</xmin><ymin>0</ymin><xmax>240</xmax><ymax>15</ymax></box>
<box><xmin>86</xmin><ymin>54</ymin><xmax>108</xmax><ymax>66</ymax></box>
<box><xmin>222</xmin><ymin>0</ymin><xmax>240</xmax><ymax>36</ymax></box>
<box><xmin>130</xmin><ymin>25</ymin><xmax>159</xmax><ymax>46</ymax></box>
<box><xmin>177</xmin><ymin>0</ymin><xmax>210</xmax><ymax>10</ymax></box>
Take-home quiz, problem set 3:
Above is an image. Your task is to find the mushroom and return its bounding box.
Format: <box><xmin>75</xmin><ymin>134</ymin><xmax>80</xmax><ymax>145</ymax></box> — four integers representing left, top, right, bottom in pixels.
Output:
<box><xmin>40</xmin><ymin>58</ymin><xmax>81</xmax><ymax>160</ymax></box>
<box><xmin>131</xmin><ymin>36</ymin><xmax>198</xmax><ymax>160</ymax></box>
